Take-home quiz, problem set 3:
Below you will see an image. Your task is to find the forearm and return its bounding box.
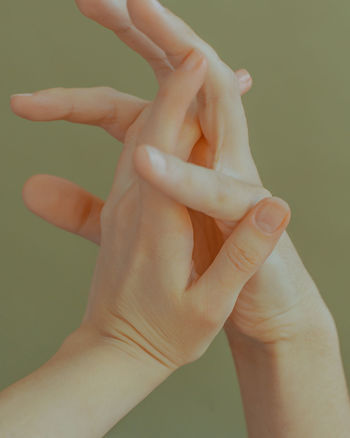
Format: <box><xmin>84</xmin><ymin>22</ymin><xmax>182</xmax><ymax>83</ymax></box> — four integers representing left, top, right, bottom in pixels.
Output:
<box><xmin>226</xmin><ymin>323</ymin><xmax>350</xmax><ymax>438</ymax></box>
<box><xmin>0</xmin><ymin>326</ymin><xmax>172</xmax><ymax>438</ymax></box>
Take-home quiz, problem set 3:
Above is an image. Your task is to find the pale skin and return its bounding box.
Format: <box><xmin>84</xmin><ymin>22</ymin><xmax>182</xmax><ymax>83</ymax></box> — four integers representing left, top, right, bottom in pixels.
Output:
<box><xmin>1</xmin><ymin>47</ymin><xmax>290</xmax><ymax>437</ymax></box>
<box><xmin>3</xmin><ymin>0</ymin><xmax>350</xmax><ymax>437</ymax></box>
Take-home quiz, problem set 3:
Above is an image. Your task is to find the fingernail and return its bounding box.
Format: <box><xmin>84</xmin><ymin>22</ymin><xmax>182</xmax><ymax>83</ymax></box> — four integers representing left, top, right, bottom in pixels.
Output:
<box><xmin>145</xmin><ymin>145</ymin><xmax>167</xmax><ymax>175</ymax></box>
<box><xmin>150</xmin><ymin>0</ymin><xmax>165</xmax><ymax>11</ymax></box>
<box><xmin>254</xmin><ymin>198</ymin><xmax>290</xmax><ymax>234</ymax></box>
<box><xmin>182</xmin><ymin>50</ymin><xmax>205</xmax><ymax>71</ymax></box>
<box><xmin>11</xmin><ymin>93</ymin><xmax>33</xmax><ymax>97</ymax></box>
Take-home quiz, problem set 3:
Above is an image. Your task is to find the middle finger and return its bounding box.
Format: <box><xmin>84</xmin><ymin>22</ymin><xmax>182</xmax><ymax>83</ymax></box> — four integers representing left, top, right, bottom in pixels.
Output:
<box><xmin>76</xmin><ymin>0</ymin><xmax>172</xmax><ymax>81</ymax></box>
<box><xmin>128</xmin><ymin>0</ymin><xmax>261</xmax><ymax>183</ymax></box>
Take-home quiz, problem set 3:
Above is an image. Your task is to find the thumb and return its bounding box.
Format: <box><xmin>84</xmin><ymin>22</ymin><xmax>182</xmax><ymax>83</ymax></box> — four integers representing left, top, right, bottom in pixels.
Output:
<box><xmin>188</xmin><ymin>197</ymin><xmax>291</xmax><ymax>324</ymax></box>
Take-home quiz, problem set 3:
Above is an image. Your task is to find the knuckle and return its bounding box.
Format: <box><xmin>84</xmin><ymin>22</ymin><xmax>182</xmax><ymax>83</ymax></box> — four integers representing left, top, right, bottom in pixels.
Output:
<box><xmin>156</xmin><ymin>83</ymin><xmax>171</xmax><ymax>101</ymax></box>
<box><xmin>197</xmin><ymin>91</ymin><xmax>225</xmax><ymax>108</ymax></box>
<box><xmin>147</xmin><ymin>55</ymin><xmax>171</xmax><ymax>74</ymax></box>
<box><xmin>205</xmin><ymin>173</ymin><xmax>230</xmax><ymax>217</ymax></box>
<box><xmin>190</xmin><ymin>300</ymin><xmax>220</xmax><ymax>332</ymax></box>
<box><xmin>215</xmin><ymin>173</ymin><xmax>231</xmax><ymax>205</ymax></box>
<box><xmin>182</xmin><ymin>167</ymin><xmax>196</xmax><ymax>191</ymax></box>
<box><xmin>224</xmin><ymin>241</ymin><xmax>259</xmax><ymax>274</ymax></box>
<box><xmin>62</xmin><ymin>101</ymin><xmax>77</xmax><ymax>122</ymax></box>
<box><xmin>101</xmin><ymin>184</ymin><xmax>139</xmax><ymax>230</ymax></box>
<box><xmin>114</xmin><ymin>22</ymin><xmax>134</xmax><ymax>38</ymax></box>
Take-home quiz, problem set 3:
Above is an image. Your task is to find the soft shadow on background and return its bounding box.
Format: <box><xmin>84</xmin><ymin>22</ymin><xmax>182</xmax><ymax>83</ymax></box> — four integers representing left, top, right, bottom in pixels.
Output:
<box><xmin>1</xmin><ymin>1</ymin><xmax>350</xmax><ymax>436</ymax></box>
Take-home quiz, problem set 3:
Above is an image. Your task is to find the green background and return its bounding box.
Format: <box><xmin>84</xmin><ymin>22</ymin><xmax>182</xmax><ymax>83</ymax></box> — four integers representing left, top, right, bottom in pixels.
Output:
<box><xmin>1</xmin><ymin>0</ymin><xmax>350</xmax><ymax>436</ymax></box>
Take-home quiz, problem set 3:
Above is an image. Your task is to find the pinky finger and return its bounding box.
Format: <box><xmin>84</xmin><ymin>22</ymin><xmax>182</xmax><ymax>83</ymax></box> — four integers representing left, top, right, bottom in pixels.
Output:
<box><xmin>235</xmin><ymin>69</ymin><xmax>253</xmax><ymax>96</ymax></box>
<box><xmin>23</xmin><ymin>174</ymin><xmax>104</xmax><ymax>245</ymax></box>
<box><xmin>133</xmin><ymin>145</ymin><xmax>271</xmax><ymax>222</ymax></box>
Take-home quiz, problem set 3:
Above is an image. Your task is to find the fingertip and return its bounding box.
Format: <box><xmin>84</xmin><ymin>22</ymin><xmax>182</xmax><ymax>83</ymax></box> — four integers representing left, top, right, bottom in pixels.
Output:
<box><xmin>10</xmin><ymin>91</ymin><xmax>57</xmax><ymax>121</ymax></box>
<box><xmin>236</xmin><ymin>69</ymin><xmax>252</xmax><ymax>84</ymax></box>
<box><xmin>134</xmin><ymin>144</ymin><xmax>167</xmax><ymax>180</ymax></box>
<box><xmin>10</xmin><ymin>93</ymin><xmax>39</xmax><ymax>119</ymax></box>
<box><xmin>10</xmin><ymin>94</ymin><xmax>28</xmax><ymax>115</ymax></box>
<box><xmin>275</xmin><ymin>197</ymin><xmax>292</xmax><ymax>228</ymax></box>
<box><xmin>22</xmin><ymin>174</ymin><xmax>50</xmax><ymax>211</ymax></box>
<box><xmin>253</xmin><ymin>196</ymin><xmax>291</xmax><ymax>235</ymax></box>
<box><xmin>235</xmin><ymin>69</ymin><xmax>253</xmax><ymax>95</ymax></box>
<box><xmin>271</xmin><ymin>196</ymin><xmax>291</xmax><ymax>212</ymax></box>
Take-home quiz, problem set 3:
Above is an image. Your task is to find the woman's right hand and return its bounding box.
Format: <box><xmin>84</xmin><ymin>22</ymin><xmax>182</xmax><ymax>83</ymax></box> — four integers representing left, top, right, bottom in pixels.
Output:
<box><xmin>122</xmin><ymin>0</ymin><xmax>337</xmax><ymax>348</ymax></box>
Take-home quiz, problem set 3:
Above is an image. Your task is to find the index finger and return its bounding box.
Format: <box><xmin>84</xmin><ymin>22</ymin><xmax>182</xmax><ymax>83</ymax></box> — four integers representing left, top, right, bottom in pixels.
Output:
<box><xmin>127</xmin><ymin>0</ymin><xmax>217</xmax><ymax>66</ymax></box>
<box><xmin>76</xmin><ymin>0</ymin><xmax>172</xmax><ymax>81</ymax></box>
<box><xmin>128</xmin><ymin>0</ymin><xmax>261</xmax><ymax>184</ymax></box>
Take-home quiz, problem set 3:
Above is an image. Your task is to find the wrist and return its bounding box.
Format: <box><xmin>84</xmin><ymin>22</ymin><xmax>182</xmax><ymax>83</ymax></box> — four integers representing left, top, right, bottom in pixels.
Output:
<box><xmin>225</xmin><ymin>300</ymin><xmax>339</xmax><ymax>360</ymax></box>
<box><xmin>60</xmin><ymin>324</ymin><xmax>177</xmax><ymax>378</ymax></box>
<box><xmin>228</xmin><ymin>308</ymin><xmax>350</xmax><ymax>438</ymax></box>
<box><xmin>0</xmin><ymin>325</ymin><xmax>174</xmax><ymax>438</ymax></box>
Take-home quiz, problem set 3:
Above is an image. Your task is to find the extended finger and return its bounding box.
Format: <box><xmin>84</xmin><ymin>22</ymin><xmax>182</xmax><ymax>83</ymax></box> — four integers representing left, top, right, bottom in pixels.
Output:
<box><xmin>11</xmin><ymin>87</ymin><xmax>147</xmax><ymax>143</ymax></box>
<box><xmin>75</xmin><ymin>0</ymin><xmax>172</xmax><ymax>81</ymax></box>
<box><xmin>128</xmin><ymin>0</ymin><xmax>215</xmax><ymax>66</ymax></box>
<box><xmin>22</xmin><ymin>174</ymin><xmax>103</xmax><ymax>245</ymax></box>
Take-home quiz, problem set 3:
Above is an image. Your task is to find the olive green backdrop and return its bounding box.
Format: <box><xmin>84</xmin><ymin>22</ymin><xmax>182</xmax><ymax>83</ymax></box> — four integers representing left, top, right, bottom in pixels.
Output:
<box><xmin>1</xmin><ymin>0</ymin><xmax>349</xmax><ymax>436</ymax></box>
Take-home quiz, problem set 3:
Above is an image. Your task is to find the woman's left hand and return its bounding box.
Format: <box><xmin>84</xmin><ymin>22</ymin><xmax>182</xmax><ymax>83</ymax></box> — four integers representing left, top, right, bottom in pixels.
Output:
<box><xmin>77</xmin><ymin>52</ymin><xmax>290</xmax><ymax>369</ymax></box>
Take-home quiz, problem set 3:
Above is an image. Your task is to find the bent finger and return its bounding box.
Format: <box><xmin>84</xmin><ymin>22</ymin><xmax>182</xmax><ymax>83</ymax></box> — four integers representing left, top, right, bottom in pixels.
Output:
<box><xmin>127</xmin><ymin>0</ymin><xmax>258</xmax><ymax>179</ymax></box>
<box><xmin>137</xmin><ymin>49</ymin><xmax>207</xmax><ymax>157</ymax></box>
<box><xmin>188</xmin><ymin>197</ymin><xmax>291</xmax><ymax>324</ymax></box>
<box><xmin>22</xmin><ymin>174</ymin><xmax>103</xmax><ymax>245</ymax></box>
<box><xmin>134</xmin><ymin>145</ymin><xmax>270</xmax><ymax>221</ymax></box>
<box><xmin>130</xmin><ymin>50</ymin><xmax>207</xmax><ymax>268</ymax></box>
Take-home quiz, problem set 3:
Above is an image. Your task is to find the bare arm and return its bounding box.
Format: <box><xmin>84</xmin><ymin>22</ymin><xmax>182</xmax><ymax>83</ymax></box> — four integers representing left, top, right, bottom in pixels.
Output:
<box><xmin>0</xmin><ymin>328</ymin><xmax>171</xmax><ymax>438</ymax></box>
<box><xmin>227</xmin><ymin>307</ymin><xmax>350</xmax><ymax>437</ymax></box>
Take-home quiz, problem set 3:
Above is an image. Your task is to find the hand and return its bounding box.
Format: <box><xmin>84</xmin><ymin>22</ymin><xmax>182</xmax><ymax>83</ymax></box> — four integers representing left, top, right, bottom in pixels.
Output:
<box><xmin>11</xmin><ymin>0</ymin><xmax>332</xmax><ymax>346</ymax></box>
<box><xmin>119</xmin><ymin>0</ymin><xmax>336</xmax><ymax>346</ymax></box>
<box><xmin>11</xmin><ymin>72</ymin><xmax>251</xmax><ymax>243</ymax></box>
<box><xmin>5</xmin><ymin>20</ymin><xmax>285</xmax><ymax>438</ymax></box>
<box><xmin>9</xmin><ymin>0</ymin><xmax>252</xmax><ymax>319</ymax></box>
<box><xmin>78</xmin><ymin>52</ymin><xmax>290</xmax><ymax>369</ymax></box>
